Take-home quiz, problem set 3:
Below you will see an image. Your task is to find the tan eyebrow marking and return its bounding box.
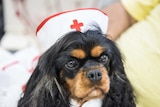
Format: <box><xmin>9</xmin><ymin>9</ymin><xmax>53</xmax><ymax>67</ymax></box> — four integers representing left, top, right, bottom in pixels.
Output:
<box><xmin>91</xmin><ymin>46</ymin><xmax>104</xmax><ymax>57</ymax></box>
<box><xmin>70</xmin><ymin>49</ymin><xmax>86</xmax><ymax>59</ymax></box>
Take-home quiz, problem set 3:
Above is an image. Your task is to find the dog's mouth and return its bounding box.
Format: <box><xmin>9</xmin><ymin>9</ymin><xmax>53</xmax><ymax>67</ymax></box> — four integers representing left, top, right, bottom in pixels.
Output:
<box><xmin>71</xmin><ymin>85</ymin><xmax>109</xmax><ymax>105</ymax></box>
<box><xmin>82</xmin><ymin>87</ymin><xmax>105</xmax><ymax>98</ymax></box>
<box><xmin>69</xmin><ymin>76</ymin><xmax>110</xmax><ymax>104</ymax></box>
<box><xmin>65</xmin><ymin>66</ymin><xmax>110</xmax><ymax>104</ymax></box>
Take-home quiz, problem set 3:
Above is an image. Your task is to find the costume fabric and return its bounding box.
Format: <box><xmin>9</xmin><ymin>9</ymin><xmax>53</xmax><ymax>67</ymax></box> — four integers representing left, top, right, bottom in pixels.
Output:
<box><xmin>118</xmin><ymin>0</ymin><xmax>160</xmax><ymax>106</ymax></box>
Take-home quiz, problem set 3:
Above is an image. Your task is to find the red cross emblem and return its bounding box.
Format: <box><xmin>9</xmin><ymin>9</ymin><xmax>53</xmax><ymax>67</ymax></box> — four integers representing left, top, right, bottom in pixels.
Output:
<box><xmin>70</xmin><ymin>19</ymin><xmax>84</xmax><ymax>31</ymax></box>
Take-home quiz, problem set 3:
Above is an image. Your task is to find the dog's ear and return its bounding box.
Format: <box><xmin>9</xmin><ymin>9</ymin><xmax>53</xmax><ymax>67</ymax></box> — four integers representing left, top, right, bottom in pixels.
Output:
<box><xmin>102</xmin><ymin>39</ymin><xmax>136</xmax><ymax>107</ymax></box>
<box><xmin>18</xmin><ymin>43</ymin><xmax>70</xmax><ymax>107</ymax></box>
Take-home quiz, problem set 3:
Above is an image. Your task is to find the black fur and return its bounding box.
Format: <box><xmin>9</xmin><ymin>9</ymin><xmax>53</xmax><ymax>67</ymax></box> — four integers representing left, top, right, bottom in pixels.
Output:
<box><xmin>18</xmin><ymin>27</ymin><xmax>136</xmax><ymax>107</ymax></box>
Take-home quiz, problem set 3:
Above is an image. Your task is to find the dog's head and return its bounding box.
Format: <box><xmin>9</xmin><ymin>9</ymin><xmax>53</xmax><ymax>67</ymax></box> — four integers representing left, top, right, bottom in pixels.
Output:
<box><xmin>40</xmin><ymin>27</ymin><xmax>123</xmax><ymax>103</ymax></box>
<box><xmin>55</xmin><ymin>30</ymin><xmax>111</xmax><ymax>103</ymax></box>
<box><xmin>18</xmin><ymin>27</ymin><xmax>135</xmax><ymax>107</ymax></box>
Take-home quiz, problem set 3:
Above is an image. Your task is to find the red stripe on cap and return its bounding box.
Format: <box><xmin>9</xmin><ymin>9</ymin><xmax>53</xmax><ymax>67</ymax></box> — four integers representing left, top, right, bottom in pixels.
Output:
<box><xmin>36</xmin><ymin>8</ymin><xmax>108</xmax><ymax>35</ymax></box>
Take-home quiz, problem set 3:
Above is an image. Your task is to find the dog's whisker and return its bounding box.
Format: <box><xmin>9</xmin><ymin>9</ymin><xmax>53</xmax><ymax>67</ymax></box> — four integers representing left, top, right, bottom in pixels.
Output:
<box><xmin>54</xmin><ymin>77</ymin><xmax>68</xmax><ymax>105</ymax></box>
<box><xmin>115</xmin><ymin>72</ymin><xmax>126</xmax><ymax>83</ymax></box>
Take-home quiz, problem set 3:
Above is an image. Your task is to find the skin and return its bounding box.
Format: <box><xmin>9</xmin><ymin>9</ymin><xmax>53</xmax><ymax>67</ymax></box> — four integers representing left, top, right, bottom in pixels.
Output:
<box><xmin>102</xmin><ymin>1</ymin><xmax>137</xmax><ymax>40</ymax></box>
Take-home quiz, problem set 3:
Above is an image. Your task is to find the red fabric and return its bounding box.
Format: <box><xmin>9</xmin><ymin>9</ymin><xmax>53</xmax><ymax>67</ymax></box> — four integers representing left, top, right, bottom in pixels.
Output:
<box><xmin>2</xmin><ymin>61</ymin><xmax>19</xmax><ymax>71</ymax></box>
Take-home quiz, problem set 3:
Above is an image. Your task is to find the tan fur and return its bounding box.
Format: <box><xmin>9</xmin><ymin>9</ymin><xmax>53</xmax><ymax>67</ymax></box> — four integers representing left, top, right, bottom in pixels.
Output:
<box><xmin>91</xmin><ymin>46</ymin><xmax>104</xmax><ymax>57</ymax></box>
<box><xmin>70</xmin><ymin>49</ymin><xmax>86</xmax><ymax>59</ymax></box>
<box><xmin>65</xmin><ymin>66</ymin><xmax>110</xmax><ymax>105</ymax></box>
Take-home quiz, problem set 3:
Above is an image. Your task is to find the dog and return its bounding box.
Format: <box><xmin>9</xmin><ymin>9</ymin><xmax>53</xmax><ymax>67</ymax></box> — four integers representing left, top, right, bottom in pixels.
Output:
<box><xmin>18</xmin><ymin>26</ymin><xmax>136</xmax><ymax>107</ymax></box>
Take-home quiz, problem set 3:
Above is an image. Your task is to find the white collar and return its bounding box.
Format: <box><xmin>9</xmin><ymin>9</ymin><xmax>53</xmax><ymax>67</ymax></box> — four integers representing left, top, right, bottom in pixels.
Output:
<box><xmin>70</xmin><ymin>98</ymin><xmax>102</xmax><ymax>107</ymax></box>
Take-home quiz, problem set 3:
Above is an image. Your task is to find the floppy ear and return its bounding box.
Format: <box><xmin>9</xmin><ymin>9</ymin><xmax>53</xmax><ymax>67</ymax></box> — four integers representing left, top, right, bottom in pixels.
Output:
<box><xmin>102</xmin><ymin>39</ymin><xmax>136</xmax><ymax>107</ymax></box>
<box><xmin>18</xmin><ymin>43</ymin><xmax>70</xmax><ymax>107</ymax></box>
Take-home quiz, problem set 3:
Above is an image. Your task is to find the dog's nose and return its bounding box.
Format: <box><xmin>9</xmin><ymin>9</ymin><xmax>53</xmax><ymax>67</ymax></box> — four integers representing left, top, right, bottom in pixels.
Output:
<box><xmin>87</xmin><ymin>70</ymin><xmax>102</xmax><ymax>82</ymax></box>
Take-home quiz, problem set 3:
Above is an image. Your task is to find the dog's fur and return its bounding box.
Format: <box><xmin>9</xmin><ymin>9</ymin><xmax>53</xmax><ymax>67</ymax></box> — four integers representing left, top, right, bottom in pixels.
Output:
<box><xmin>18</xmin><ymin>27</ymin><xmax>136</xmax><ymax>107</ymax></box>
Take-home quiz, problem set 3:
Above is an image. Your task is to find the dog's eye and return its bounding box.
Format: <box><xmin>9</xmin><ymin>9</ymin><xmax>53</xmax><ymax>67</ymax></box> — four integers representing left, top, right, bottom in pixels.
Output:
<box><xmin>99</xmin><ymin>55</ymin><xmax>109</xmax><ymax>64</ymax></box>
<box><xmin>65</xmin><ymin>60</ymin><xmax>79</xmax><ymax>70</ymax></box>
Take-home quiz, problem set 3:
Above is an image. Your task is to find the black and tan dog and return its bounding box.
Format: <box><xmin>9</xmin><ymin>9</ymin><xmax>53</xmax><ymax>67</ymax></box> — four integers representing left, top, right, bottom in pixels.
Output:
<box><xmin>18</xmin><ymin>26</ymin><xmax>136</xmax><ymax>107</ymax></box>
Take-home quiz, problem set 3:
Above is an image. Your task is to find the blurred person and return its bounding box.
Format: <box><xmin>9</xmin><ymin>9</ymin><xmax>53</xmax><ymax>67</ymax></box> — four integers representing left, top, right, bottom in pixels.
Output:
<box><xmin>103</xmin><ymin>0</ymin><xmax>160</xmax><ymax>107</ymax></box>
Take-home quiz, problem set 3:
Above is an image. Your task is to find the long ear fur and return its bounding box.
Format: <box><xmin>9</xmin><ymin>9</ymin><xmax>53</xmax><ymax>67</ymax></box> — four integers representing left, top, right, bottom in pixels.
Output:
<box><xmin>18</xmin><ymin>31</ymin><xmax>84</xmax><ymax>107</ymax></box>
<box><xmin>18</xmin><ymin>42</ymin><xmax>70</xmax><ymax>107</ymax></box>
<box><xmin>102</xmin><ymin>39</ymin><xmax>136</xmax><ymax>107</ymax></box>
